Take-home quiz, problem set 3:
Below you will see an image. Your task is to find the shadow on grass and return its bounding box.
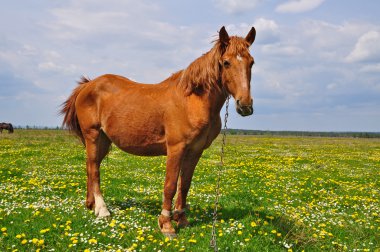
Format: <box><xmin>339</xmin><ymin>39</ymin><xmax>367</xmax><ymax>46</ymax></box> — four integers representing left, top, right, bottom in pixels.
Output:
<box><xmin>110</xmin><ymin>196</ymin><xmax>316</xmax><ymax>250</ymax></box>
<box><xmin>111</xmin><ymin>197</ymin><xmax>161</xmax><ymax>216</ymax></box>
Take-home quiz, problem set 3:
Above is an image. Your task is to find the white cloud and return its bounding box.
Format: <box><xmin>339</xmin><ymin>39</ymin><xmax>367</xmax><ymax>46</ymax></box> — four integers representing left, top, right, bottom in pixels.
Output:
<box><xmin>276</xmin><ymin>0</ymin><xmax>325</xmax><ymax>13</ymax></box>
<box><xmin>360</xmin><ymin>63</ymin><xmax>380</xmax><ymax>73</ymax></box>
<box><xmin>47</xmin><ymin>9</ymin><xmax>129</xmax><ymax>38</ymax></box>
<box><xmin>213</xmin><ymin>0</ymin><xmax>263</xmax><ymax>14</ymax></box>
<box><xmin>254</xmin><ymin>18</ymin><xmax>278</xmax><ymax>32</ymax></box>
<box><xmin>224</xmin><ymin>19</ymin><xmax>279</xmax><ymax>44</ymax></box>
<box><xmin>261</xmin><ymin>43</ymin><xmax>303</xmax><ymax>56</ymax></box>
<box><xmin>345</xmin><ymin>31</ymin><xmax>380</xmax><ymax>63</ymax></box>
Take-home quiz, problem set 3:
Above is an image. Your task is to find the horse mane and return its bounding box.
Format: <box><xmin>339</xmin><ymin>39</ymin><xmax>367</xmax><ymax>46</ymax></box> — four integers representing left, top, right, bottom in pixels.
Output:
<box><xmin>179</xmin><ymin>36</ymin><xmax>250</xmax><ymax>96</ymax></box>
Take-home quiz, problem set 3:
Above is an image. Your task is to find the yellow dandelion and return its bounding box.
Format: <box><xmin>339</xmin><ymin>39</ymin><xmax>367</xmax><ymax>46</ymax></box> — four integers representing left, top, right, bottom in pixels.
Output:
<box><xmin>88</xmin><ymin>238</ymin><xmax>97</xmax><ymax>244</ymax></box>
<box><xmin>137</xmin><ymin>236</ymin><xmax>145</xmax><ymax>241</ymax></box>
<box><xmin>40</xmin><ymin>228</ymin><xmax>50</xmax><ymax>234</ymax></box>
<box><xmin>250</xmin><ymin>221</ymin><xmax>257</xmax><ymax>227</ymax></box>
<box><xmin>1</xmin><ymin>227</ymin><xmax>7</xmax><ymax>232</ymax></box>
<box><xmin>189</xmin><ymin>239</ymin><xmax>197</xmax><ymax>243</ymax></box>
<box><xmin>32</xmin><ymin>238</ymin><xmax>39</xmax><ymax>244</ymax></box>
<box><xmin>38</xmin><ymin>239</ymin><xmax>44</xmax><ymax>246</ymax></box>
<box><xmin>21</xmin><ymin>239</ymin><xmax>28</xmax><ymax>245</ymax></box>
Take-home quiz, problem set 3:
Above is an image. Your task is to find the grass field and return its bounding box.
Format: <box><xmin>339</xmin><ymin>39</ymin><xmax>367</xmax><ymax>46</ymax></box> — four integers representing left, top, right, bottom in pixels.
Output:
<box><xmin>0</xmin><ymin>130</ymin><xmax>379</xmax><ymax>251</ymax></box>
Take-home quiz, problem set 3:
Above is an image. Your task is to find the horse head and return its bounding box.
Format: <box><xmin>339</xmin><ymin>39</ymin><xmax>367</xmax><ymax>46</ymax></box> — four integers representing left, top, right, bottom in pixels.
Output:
<box><xmin>219</xmin><ymin>26</ymin><xmax>256</xmax><ymax>116</ymax></box>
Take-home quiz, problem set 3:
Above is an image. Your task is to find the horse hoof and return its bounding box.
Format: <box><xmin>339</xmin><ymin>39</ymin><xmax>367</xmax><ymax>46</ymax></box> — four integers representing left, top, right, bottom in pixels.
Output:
<box><xmin>177</xmin><ymin>219</ymin><xmax>190</xmax><ymax>228</ymax></box>
<box><xmin>95</xmin><ymin>207</ymin><xmax>111</xmax><ymax>218</ymax></box>
<box><xmin>158</xmin><ymin>216</ymin><xmax>177</xmax><ymax>238</ymax></box>
<box><xmin>173</xmin><ymin>212</ymin><xmax>190</xmax><ymax>228</ymax></box>
<box><xmin>162</xmin><ymin>232</ymin><xmax>177</xmax><ymax>239</ymax></box>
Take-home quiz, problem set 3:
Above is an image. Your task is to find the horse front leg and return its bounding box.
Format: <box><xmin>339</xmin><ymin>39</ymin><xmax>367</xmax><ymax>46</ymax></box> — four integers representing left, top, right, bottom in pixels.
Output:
<box><xmin>173</xmin><ymin>151</ymin><xmax>202</xmax><ymax>228</ymax></box>
<box><xmin>158</xmin><ymin>144</ymin><xmax>185</xmax><ymax>238</ymax></box>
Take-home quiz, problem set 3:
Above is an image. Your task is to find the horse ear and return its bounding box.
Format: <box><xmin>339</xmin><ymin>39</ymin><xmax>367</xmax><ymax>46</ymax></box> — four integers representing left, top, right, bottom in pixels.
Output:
<box><xmin>245</xmin><ymin>27</ymin><xmax>256</xmax><ymax>46</ymax></box>
<box><xmin>219</xmin><ymin>26</ymin><xmax>230</xmax><ymax>46</ymax></box>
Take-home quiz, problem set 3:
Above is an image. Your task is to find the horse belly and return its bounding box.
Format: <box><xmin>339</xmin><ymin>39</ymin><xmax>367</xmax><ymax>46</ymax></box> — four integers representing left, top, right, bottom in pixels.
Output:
<box><xmin>104</xmin><ymin>122</ymin><xmax>167</xmax><ymax>156</ymax></box>
<box><xmin>120</xmin><ymin>143</ymin><xmax>167</xmax><ymax>156</ymax></box>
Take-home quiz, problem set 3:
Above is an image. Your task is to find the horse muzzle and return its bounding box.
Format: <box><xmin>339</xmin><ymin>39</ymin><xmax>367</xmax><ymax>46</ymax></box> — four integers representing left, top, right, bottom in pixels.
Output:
<box><xmin>236</xmin><ymin>100</ymin><xmax>254</xmax><ymax>117</ymax></box>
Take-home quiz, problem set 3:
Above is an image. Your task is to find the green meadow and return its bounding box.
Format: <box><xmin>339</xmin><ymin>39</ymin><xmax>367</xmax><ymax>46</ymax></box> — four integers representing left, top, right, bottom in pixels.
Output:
<box><xmin>0</xmin><ymin>130</ymin><xmax>379</xmax><ymax>251</ymax></box>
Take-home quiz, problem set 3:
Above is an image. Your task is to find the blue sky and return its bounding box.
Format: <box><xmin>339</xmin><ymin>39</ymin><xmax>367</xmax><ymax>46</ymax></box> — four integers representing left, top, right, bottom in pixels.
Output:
<box><xmin>0</xmin><ymin>0</ymin><xmax>379</xmax><ymax>131</ymax></box>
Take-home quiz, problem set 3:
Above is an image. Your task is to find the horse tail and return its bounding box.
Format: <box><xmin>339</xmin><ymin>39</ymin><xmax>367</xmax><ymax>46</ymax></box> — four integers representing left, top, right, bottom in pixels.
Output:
<box><xmin>60</xmin><ymin>76</ymin><xmax>91</xmax><ymax>144</ymax></box>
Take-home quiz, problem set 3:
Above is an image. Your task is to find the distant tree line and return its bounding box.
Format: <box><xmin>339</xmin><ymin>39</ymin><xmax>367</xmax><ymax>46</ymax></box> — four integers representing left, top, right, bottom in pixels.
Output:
<box><xmin>10</xmin><ymin>126</ymin><xmax>380</xmax><ymax>138</ymax></box>
<box><xmin>13</xmin><ymin>125</ymin><xmax>61</xmax><ymax>130</ymax></box>
<box><xmin>223</xmin><ymin>129</ymin><xmax>380</xmax><ymax>138</ymax></box>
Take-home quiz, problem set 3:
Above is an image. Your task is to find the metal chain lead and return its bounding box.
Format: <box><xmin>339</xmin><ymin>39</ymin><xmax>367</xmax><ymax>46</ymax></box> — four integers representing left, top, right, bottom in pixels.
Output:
<box><xmin>210</xmin><ymin>95</ymin><xmax>230</xmax><ymax>251</ymax></box>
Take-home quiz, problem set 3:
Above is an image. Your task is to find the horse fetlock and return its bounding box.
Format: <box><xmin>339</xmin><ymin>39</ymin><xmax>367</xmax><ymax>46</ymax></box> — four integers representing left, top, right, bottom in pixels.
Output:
<box><xmin>86</xmin><ymin>199</ymin><xmax>95</xmax><ymax>210</ymax></box>
<box><xmin>95</xmin><ymin>205</ymin><xmax>110</xmax><ymax>218</ymax></box>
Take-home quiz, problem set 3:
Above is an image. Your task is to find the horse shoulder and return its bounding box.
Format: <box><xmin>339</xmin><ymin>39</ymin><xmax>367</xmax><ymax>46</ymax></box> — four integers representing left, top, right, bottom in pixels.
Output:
<box><xmin>167</xmin><ymin>94</ymin><xmax>221</xmax><ymax>151</ymax></box>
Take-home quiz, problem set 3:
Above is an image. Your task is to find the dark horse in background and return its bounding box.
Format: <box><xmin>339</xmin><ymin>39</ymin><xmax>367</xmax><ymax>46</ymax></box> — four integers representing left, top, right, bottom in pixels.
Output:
<box><xmin>61</xmin><ymin>26</ymin><xmax>256</xmax><ymax>237</ymax></box>
<box><xmin>0</xmin><ymin>123</ymin><xmax>14</xmax><ymax>133</ymax></box>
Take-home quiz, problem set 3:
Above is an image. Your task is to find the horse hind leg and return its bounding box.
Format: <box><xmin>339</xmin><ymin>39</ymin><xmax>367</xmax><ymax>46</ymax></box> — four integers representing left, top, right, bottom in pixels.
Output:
<box><xmin>84</xmin><ymin>129</ymin><xmax>112</xmax><ymax>218</ymax></box>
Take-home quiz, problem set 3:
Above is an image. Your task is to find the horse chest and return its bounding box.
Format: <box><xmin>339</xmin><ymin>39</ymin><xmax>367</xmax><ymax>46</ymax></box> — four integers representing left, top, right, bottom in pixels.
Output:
<box><xmin>188</xmin><ymin>117</ymin><xmax>221</xmax><ymax>152</ymax></box>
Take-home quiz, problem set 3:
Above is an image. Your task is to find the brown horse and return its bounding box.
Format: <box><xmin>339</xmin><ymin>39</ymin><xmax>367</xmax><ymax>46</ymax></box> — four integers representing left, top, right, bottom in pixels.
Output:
<box><xmin>61</xmin><ymin>26</ymin><xmax>256</xmax><ymax>237</ymax></box>
<box><xmin>0</xmin><ymin>123</ymin><xmax>14</xmax><ymax>133</ymax></box>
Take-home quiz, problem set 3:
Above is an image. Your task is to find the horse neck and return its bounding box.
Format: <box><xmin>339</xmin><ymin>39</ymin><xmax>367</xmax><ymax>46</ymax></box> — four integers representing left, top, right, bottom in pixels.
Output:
<box><xmin>207</xmin><ymin>80</ymin><xmax>229</xmax><ymax>116</ymax></box>
<box><xmin>178</xmin><ymin>44</ymin><xmax>228</xmax><ymax>112</ymax></box>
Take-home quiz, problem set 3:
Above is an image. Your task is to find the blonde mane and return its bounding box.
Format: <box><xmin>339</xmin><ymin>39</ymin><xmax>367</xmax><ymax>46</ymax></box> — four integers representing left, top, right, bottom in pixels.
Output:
<box><xmin>179</xmin><ymin>36</ymin><xmax>250</xmax><ymax>96</ymax></box>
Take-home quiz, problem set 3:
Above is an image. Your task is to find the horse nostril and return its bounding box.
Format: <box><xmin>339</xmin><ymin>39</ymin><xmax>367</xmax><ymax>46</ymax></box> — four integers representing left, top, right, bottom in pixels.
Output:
<box><xmin>236</xmin><ymin>100</ymin><xmax>241</xmax><ymax>106</ymax></box>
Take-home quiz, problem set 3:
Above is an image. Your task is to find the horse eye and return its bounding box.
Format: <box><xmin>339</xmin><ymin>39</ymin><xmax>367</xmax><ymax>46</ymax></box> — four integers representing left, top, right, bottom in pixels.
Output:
<box><xmin>223</xmin><ymin>60</ymin><xmax>230</xmax><ymax>68</ymax></box>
